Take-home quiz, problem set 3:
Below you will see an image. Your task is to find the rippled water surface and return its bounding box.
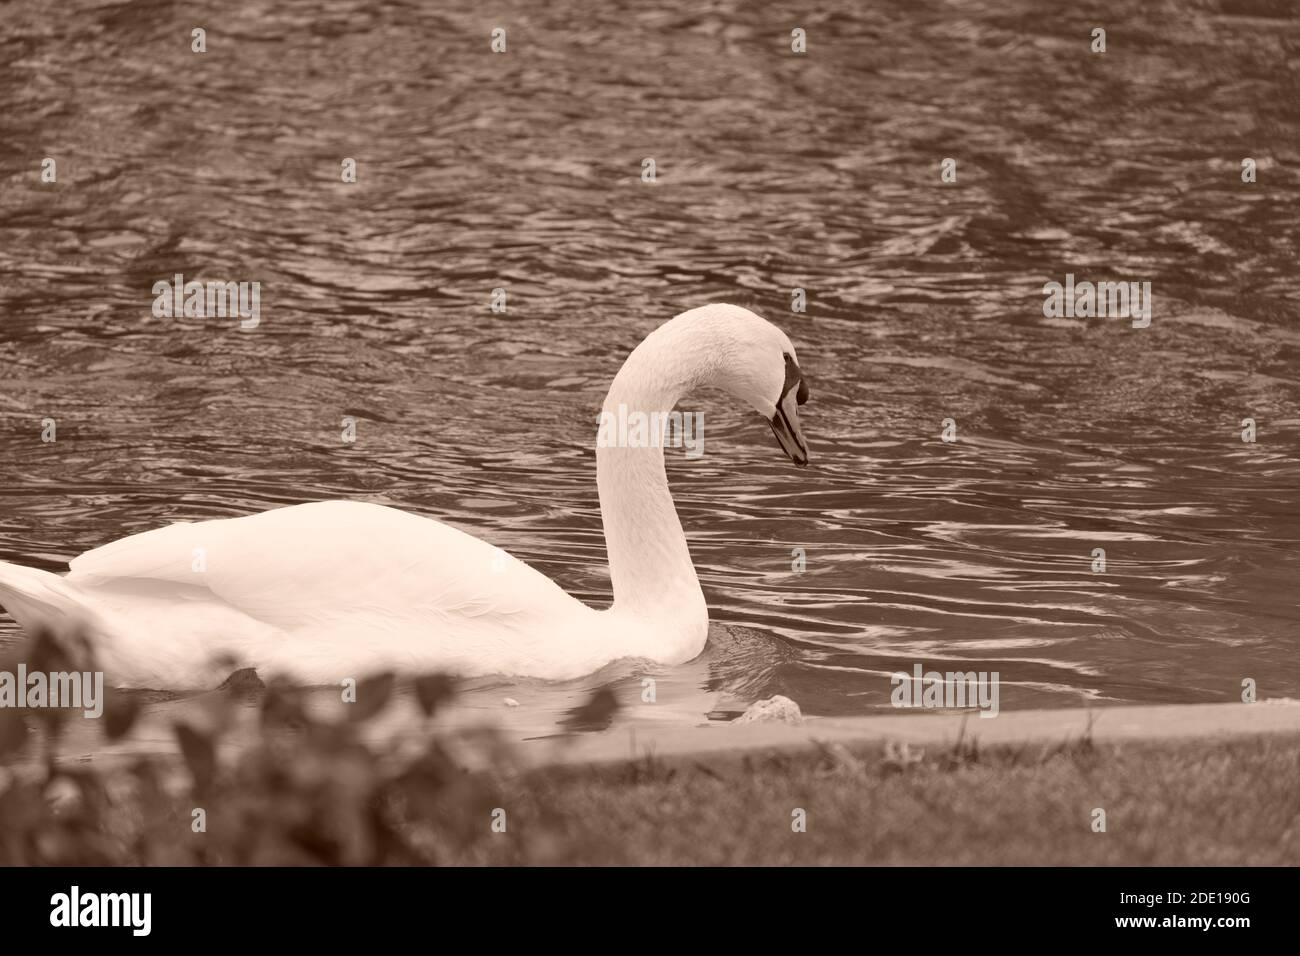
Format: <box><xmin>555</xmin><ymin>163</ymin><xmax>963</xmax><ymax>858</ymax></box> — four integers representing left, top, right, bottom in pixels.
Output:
<box><xmin>2</xmin><ymin>0</ymin><xmax>1299</xmax><ymax>731</ymax></box>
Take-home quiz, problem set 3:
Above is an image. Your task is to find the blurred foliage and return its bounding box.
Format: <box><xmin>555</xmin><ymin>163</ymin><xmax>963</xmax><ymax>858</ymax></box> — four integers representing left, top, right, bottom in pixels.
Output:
<box><xmin>0</xmin><ymin>628</ymin><xmax>521</xmax><ymax>865</ymax></box>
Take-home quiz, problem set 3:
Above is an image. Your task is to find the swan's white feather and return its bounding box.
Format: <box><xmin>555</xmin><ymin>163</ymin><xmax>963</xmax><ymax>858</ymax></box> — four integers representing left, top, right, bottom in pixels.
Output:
<box><xmin>70</xmin><ymin>500</ymin><xmax>571</xmax><ymax>630</ymax></box>
<box><xmin>25</xmin><ymin>500</ymin><xmax>608</xmax><ymax>687</ymax></box>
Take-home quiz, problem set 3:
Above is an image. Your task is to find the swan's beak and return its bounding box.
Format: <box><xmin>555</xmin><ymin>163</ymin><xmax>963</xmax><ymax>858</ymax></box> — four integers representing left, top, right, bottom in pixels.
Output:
<box><xmin>769</xmin><ymin>382</ymin><xmax>809</xmax><ymax>467</ymax></box>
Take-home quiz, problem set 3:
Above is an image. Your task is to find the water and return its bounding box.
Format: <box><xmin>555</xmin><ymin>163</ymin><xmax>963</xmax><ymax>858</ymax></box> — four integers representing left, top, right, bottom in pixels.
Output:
<box><xmin>2</xmin><ymin>0</ymin><xmax>1298</xmax><ymax>735</ymax></box>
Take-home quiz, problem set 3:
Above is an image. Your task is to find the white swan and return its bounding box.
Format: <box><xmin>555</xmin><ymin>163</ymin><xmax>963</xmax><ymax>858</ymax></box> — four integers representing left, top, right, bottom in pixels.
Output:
<box><xmin>0</xmin><ymin>304</ymin><xmax>811</xmax><ymax>689</ymax></box>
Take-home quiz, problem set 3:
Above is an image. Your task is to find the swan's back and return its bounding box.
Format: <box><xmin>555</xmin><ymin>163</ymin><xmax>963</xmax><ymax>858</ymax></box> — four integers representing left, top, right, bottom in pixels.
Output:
<box><xmin>66</xmin><ymin>501</ymin><xmax>599</xmax><ymax>684</ymax></box>
<box><xmin>74</xmin><ymin>501</ymin><xmax>560</xmax><ymax>614</ymax></box>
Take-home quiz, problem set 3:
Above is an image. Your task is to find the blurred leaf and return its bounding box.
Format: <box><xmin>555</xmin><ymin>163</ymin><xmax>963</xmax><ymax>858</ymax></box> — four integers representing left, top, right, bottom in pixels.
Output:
<box><xmin>102</xmin><ymin>691</ymin><xmax>140</xmax><ymax>742</ymax></box>
<box><xmin>197</xmin><ymin>688</ymin><xmax>236</xmax><ymax>736</ymax></box>
<box><xmin>174</xmin><ymin>721</ymin><xmax>216</xmax><ymax>792</ymax></box>
<box><xmin>0</xmin><ymin>709</ymin><xmax>27</xmax><ymax>759</ymax></box>
<box><xmin>261</xmin><ymin>683</ymin><xmax>307</xmax><ymax>730</ymax></box>
<box><xmin>413</xmin><ymin>673</ymin><xmax>456</xmax><ymax>717</ymax></box>
<box><xmin>66</xmin><ymin>766</ymin><xmax>111</xmax><ymax>822</ymax></box>
<box><xmin>27</xmin><ymin>627</ymin><xmax>72</xmax><ymax>674</ymax></box>
<box><xmin>347</xmin><ymin>672</ymin><xmax>395</xmax><ymax>722</ymax></box>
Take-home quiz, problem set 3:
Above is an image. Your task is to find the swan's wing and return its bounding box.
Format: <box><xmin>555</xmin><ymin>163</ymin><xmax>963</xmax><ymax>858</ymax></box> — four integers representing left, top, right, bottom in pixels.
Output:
<box><xmin>67</xmin><ymin>500</ymin><xmax>578</xmax><ymax>632</ymax></box>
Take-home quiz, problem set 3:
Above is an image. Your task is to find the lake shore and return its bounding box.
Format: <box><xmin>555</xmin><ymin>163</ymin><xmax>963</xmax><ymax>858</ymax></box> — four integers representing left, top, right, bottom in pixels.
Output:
<box><xmin>7</xmin><ymin>693</ymin><xmax>1298</xmax><ymax>866</ymax></box>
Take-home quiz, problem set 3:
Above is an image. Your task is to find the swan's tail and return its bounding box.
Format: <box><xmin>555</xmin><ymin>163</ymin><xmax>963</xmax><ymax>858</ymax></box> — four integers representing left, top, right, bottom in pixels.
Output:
<box><xmin>0</xmin><ymin>561</ymin><xmax>94</xmax><ymax>635</ymax></box>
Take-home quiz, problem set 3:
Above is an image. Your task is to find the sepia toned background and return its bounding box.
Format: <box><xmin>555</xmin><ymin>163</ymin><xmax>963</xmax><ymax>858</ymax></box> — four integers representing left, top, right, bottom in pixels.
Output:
<box><xmin>1</xmin><ymin>0</ymin><xmax>1298</xmax><ymax>737</ymax></box>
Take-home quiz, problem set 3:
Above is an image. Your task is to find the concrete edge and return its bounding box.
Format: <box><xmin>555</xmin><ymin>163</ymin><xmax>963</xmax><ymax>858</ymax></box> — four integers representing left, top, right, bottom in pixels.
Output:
<box><xmin>509</xmin><ymin>700</ymin><xmax>1300</xmax><ymax>771</ymax></box>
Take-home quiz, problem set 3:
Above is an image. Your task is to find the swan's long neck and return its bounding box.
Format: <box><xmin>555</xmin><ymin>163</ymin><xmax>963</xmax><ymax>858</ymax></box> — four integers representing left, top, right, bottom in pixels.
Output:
<box><xmin>596</xmin><ymin>320</ymin><xmax>722</xmax><ymax>631</ymax></box>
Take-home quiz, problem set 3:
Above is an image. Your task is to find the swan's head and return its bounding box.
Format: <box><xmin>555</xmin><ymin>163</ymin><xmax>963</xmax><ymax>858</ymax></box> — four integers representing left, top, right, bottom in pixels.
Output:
<box><xmin>692</xmin><ymin>304</ymin><xmax>811</xmax><ymax>467</ymax></box>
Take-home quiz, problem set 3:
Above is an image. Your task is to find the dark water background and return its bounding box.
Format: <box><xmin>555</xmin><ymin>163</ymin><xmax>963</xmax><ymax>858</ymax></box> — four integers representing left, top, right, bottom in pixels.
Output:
<box><xmin>1</xmin><ymin>0</ymin><xmax>1298</xmax><ymax>731</ymax></box>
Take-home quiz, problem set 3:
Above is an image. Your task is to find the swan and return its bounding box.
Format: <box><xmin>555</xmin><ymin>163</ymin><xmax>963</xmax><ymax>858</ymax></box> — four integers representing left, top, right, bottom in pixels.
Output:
<box><xmin>0</xmin><ymin>303</ymin><xmax>811</xmax><ymax>690</ymax></box>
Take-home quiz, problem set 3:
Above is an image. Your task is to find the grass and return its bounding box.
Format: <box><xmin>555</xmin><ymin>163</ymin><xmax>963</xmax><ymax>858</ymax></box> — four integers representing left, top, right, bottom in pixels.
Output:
<box><xmin>439</xmin><ymin>734</ymin><xmax>1300</xmax><ymax>865</ymax></box>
